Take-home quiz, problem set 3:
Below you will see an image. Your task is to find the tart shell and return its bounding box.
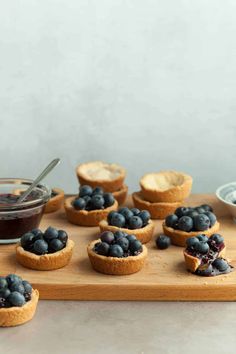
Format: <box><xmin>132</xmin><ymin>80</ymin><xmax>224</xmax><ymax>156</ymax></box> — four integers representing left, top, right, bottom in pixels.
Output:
<box><xmin>0</xmin><ymin>289</ymin><xmax>39</xmax><ymax>327</ymax></box>
<box><xmin>162</xmin><ymin>221</ymin><xmax>220</xmax><ymax>247</ymax></box>
<box><xmin>140</xmin><ymin>171</ymin><xmax>192</xmax><ymax>203</ymax></box>
<box><xmin>99</xmin><ymin>219</ymin><xmax>155</xmax><ymax>244</ymax></box>
<box><xmin>113</xmin><ymin>184</ymin><xmax>128</xmax><ymax>205</ymax></box>
<box><xmin>87</xmin><ymin>240</ymin><xmax>148</xmax><ymax>275</ymax></box>
<box><xmin>132</xmin><ymin>191</ymin><xmax>183</xmax><ymax>219</ymax></box>
<box><xmin>44</xmin><ymin>188</ymin><xmax>64</xmax><ymax>213</ymax></box>
<box><xmin>64</xmin><ymin>196</ymin><xmax>118</xmax><ymax>226</ymax></box>
<box><xmin>76</xmin><ymin>161</ymin><xmax>126</xmax><ymax>193</ymax></box>
<box><xmin>16</xmin><ymin>239</ymin><xmax>74</xmax><ymax>270</ymax></box>
<box><xmin>183</xmin><ymin>246</ymin><xmax>226</xmax><ymax>273</ymax></box>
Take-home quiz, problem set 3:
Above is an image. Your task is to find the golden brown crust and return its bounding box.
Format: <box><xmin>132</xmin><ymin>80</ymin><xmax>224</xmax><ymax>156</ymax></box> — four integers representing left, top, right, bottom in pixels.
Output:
<box><xmin>112</xmin><ymin>184</ymin><xmax>128</xmax><ymax>205</ymax></box>
<box><xmin>99</xmin><ymin>219</ymin><xmax>155</xmax><ymax>244</ymax></box>
<box><xmin>44</xmin><ymin>187</ymin><xmax>64</xmax><ymax>213</ymax></box>
<box><xmin>76</xmin><ymin>161</ymin><xmax>126</xmax><ymax>193</ymax></box>
<box><xmin>162</xmin><ymin>221</ymin><xmax>220</xmax><ymax>247</ymax></box>
<box><xmin>140</xmin><ymin>171</ymin><xmax>192</xmax><ymax>203</ymax></box>
<box><xmin>0</xmin><ymin>289</ymin><xmax>39</xmax><ymax>327</ymax></box>
<box><xmin>16</xmin><ymin>239</ymin><xmax>74</xmax><ymax>270</ymax></box>
<box><xmin>132</xmin><ymin>191</ymin><xmax>183</xmax><ymax>219</ymax></box>
<box><xmin>64</xmin><ymin>197</ymin><xmax>118</xmax><ymax>226</ymax></box>
<box><xmin>87</xmin><ymin>239</ymin><xmax>148</xmax><ymax>275</ymax></box>
<box><xmin>183</xmin><ymin>247</ymin><xmax>226</xmax><ymax>273</ymax></box>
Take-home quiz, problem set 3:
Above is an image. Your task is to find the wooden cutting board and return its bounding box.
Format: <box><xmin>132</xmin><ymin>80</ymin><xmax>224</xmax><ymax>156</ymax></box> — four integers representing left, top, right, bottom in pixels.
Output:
<box><xmin>1</xmin><ymin>194</ymin><xmax>236</xmax><ymax>301</ymax></box>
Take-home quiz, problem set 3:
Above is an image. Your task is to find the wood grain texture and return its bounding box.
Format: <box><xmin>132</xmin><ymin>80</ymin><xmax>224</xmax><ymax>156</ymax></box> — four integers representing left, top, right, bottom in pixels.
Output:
<box><xmin>1</xmin><ymin>194</ymin><xmax>236</xmax><ymax>301</ymax></box>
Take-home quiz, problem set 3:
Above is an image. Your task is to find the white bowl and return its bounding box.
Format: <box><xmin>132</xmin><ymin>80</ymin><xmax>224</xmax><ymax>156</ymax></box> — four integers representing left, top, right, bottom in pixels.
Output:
<box><xmin>216</xmin><ymin>182</ymin><xmax>236</xmax><ymax>222</ymax></box>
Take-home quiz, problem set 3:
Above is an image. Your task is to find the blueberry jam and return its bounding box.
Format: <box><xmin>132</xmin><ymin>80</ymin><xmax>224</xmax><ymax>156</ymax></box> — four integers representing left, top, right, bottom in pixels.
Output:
<box><xmin>94</xmin><ymin>231</ymin><xmax>143</xmax><ymax>258</ymax></box>
<box><xmin>107</xmin><ymin>207</ymin><xmax>151</xmax><ymax>230</ymax></box>
<box><xmin>185</xmin><ymin>233</ymin><xmax>233</xmax><ymax>277</ymax></box>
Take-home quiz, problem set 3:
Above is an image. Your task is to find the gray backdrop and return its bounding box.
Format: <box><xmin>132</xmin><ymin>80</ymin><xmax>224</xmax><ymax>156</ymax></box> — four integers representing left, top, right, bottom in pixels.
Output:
<box><xmin>1</xmin><ymin>0</ymin><xmax>236</xmax><ymax>194</ymax></box>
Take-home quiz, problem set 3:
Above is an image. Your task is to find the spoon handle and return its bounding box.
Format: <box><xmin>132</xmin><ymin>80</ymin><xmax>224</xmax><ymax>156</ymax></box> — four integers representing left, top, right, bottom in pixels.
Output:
<box><xmin>17</xmin><ymin>158</ymin><xmax>61</xmax><ymax>203</ymax></box>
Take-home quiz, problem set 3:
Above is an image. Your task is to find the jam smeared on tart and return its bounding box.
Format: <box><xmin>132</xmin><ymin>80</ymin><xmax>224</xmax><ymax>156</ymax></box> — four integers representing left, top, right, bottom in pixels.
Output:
<box><xmin>73</xmin><ymin>185</ymin><xmax>115</xmax><ymax>211</ymax></box>
<box><xmin>165</xmin><ymin>204</ymin><xmax>217</xmax><ymax>232</ymax></box>
<box><xmin>0</xmin><ymin>274</ymin><xmax>33</xmax><ymax>308</ymax></box>
<box><xmin>94</xmin><ymin>231</ymin><xmax>143</xmax><ymax>258</ymax></box>
<box><xmin>185</xmin><ymin>234</ymin><xmax>233</xmax><ymax>276</ymax></box>
<box><xmin>107</xmin><ymin>207</ymin><xmax>151</xmax><ymax>229</ymax></box>
<box><xmin>20</xmin><ymin>227</ymin><xmax>68</xmax><ymax>255</ymax></box>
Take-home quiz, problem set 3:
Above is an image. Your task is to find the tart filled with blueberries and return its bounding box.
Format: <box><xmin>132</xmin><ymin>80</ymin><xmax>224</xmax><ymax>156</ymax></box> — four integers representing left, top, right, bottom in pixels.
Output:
<box><xmin>162</xmin><ymin>204</ymin><xmax>220</xmax><ymax>246</ymax></box>
<box><xmin>0</xmin><ymin>274</ymin><xmax>39</xmax><ymax>327</ymax></box>
<box><xmin>64</xmin><ymin>185</ymin><xmax>118</xmax><ymax>226</ymax></box>
<box><xmin>184</xmin><ymin>233</ymin><xmax>233</xmax><ymax>276</ymax></box>
<box><xmin>87</xmin><ymin>231</ymin><xmax>148</xmax><ymax>275</ymax></box>
<box><xmin>99</xmin><ymin>207</ymin><xmax>154</xmax><ymax>244</ymax></box>
<box><xmin>16</xmin><ymin>227</ymin><xmax>74</xmax><ymax>270</ymax></box>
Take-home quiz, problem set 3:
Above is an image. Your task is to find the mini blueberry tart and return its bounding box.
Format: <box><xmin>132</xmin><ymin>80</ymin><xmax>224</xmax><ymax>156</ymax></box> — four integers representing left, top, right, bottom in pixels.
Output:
<box><xmin>87</xmin><ymin>231</ymin><xmax>148</xmax><ymax>275</ymax></box>
<box><xmin>140</xmin><ymin>171</ymin><xmax>192</xmax><ymax>203</ymax></box>
<box><xmin>99</xmin><ymin>207</ymin><xmax>154</xmax><ymax>244</ymax></box>
<box><xmin>183</xmin><ymin>233</ymin><xmax>233</xmax><ymax>276</ymax></box>
<box><xmin>64</xmin><ymin>185</ymin><xmax>118</xmax><ymax>226</ymax></box>
<box><xmin>132</xmin><ymin>191</ymin><xmax>183</xmax><ymax>219</ymax></box>
<box><xmin>16</xmin><ymin>227</ymin><xmax>74</xmax><ymax>270</ymax></box>
<box><xmin>113</xmin><ymin>184</ymin><xmax>128</xmax><ymax>205</ymax></box>
<box><xmin>76</xmin><ymin>161</ymin><xmax>126</xmax><ymax>193</ymax></box>
<box><xmin>44</xmin><ymin>188</ymin><xmax>64</xmax><ymax>213</ymax></box>
<box><xmin>0</xmin><ymin>274</ymin><xmax>39</xmax><ymax>327</ymax></box>
<box><xmin>162</xmin><ymin>205</ymin><xmax>220</xmax><ymax>246</ymax></box>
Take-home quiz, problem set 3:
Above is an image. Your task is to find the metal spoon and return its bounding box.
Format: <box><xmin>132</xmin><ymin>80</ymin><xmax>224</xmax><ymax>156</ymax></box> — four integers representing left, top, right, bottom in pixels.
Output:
<box><xmin>17</xmin><ymin>158</ymin><xmax>61</xmax><ymax>203</ymax></box>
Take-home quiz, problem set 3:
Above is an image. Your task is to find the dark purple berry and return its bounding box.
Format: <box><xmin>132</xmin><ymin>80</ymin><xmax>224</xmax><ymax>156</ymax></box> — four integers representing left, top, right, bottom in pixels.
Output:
<box><xmin>165</xmin><ymin>214</ymin><xmax>178</xmax><ymax>228</ymax></box>
<box><xmin>177</xmin><ymin>216</ymin><xmax>193</xmax><ymax>232</ymax></box>
<box><xmin>128</xmin><ymin>216</ymin><xmax>143</xmax><ymax>229</ymax></box>
<box><xmin>156</xmin><ymin>235</ymin><xmax>171</xmax><ymax>250</ymax></box>
<box><xmin>100</xmin><ymin>231</ymin><xmax>115</xmax><ymax>244</ymax></box>
<box><xmin>79</xmin><ymin>185</ymin><xmax>93</xmax><ymax>197</ymax></box>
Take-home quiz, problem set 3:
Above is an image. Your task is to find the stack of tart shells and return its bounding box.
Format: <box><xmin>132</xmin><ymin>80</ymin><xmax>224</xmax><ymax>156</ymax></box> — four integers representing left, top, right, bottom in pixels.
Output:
<box><xmin>132</xmin><ymin>171</ymin><xmax>193</xmax><ymax>219</ymax></box>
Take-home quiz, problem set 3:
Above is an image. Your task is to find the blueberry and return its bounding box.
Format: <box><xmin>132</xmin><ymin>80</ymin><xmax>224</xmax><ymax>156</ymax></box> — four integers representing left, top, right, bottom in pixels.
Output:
<box><xmin>195</xmin><ymin>241</ymin><xmax>209</xmax><ymax>254</ymax></box>
<box><xmin>0</xmin><ymin>288</ymin><xmax>11</xmax><ymax>299</ymax></box>
<box><xmin>210</xmin><ymin>233</ymin><xmax>224</xmax><ymax>245</ymax></box>
<box><xmin>186</xmin><ymin>237</ymin><xmax>199</xmax><ymax>248</ymax></box>
<box><xmin>118</xmin><ymin>207</ymin><xmax>134</xmax><ymax>221</ymax></box>
<box><xmin>33</xmin><ymin>239</ymin><xmax>48</xmax><ymax>255</ymax></box>
<box><xmin>9</xmin><ymin>282</ymin><xmax>25</xmax><ymax>294</ymax></box>
<box><xmin>21</xmin><ymin>232</ymin><xmax>35</xmax><ymax>249</ymax></box>
<box><xmin>175</xmin><ymin>207</ymin><xmax>189</xmax><ymax>218</ymax></box>
<box><xmin>96</xmin><ymin>242</ymin><xmax>110</xmax><ymax>256</ymax></box>
<box><xmin>156</xmin><ymin>235</ymin><xmax>171</xmax><ymax>250</ymax></box>
<box><xmin>73</xmin><ymin>198</ymin><xmax>86</xmax><ymax>210</ymax></box>
<box><xmin>49</xmin><ymin>239</ymin><xmax>64</xmax><ymax>253</ymax></box>
<box><xmin>22</xmin><ymin>280</ymin><xmax>32</xmax><ymax>294</ymax></box>
<box><xmin>107</xmin><ymin>211</ymin><xmax>117</xmax><ymax>224</ymax></box>
<box><xmin>130</xmin><ymin>208</ymin><xmax>140</xmax><ymax>216</ymax></box>
<box><xmin>79</xmin><ymin>185</ymin><xmax>93</xmax><ymax>197</ymax></box>
<box><xmin>200</xmin><ymin>204</ymin><xmax>213</xmax><ymax>212</ymax></box>
<box><xmin>92</xmin><ymin>187</ymin><xmax>104</xmax><ymax>195</ymax></box>
<box><xmin>126</xmin><ymin>235</ymin><xmax>137</xmax><ymax>243</ymax></box>
<box><xmin>138</xmin><ymin>210</ymin><xmax>151</xmax><ymax>225</ymax></box>
<box><xmin>186</xmin><ymin>210</ymin><xmax>199</xmax><ymax>219</ymax></box>
<box><xmin>8</xmin><ymin>291</ymin><xmax>26</xmax><ymax>307</ymax></box>
<box><xmin>109</xmin><ymin>244</ymin><xmax>124</xmax><ymax>257</ymax></box>
<box><xmin>194</xmin><ymin>207</ymin><xmax>206</xmax><ymax>214</ymax></box>
<box><xmin>90</xmin><ymin>195</ymin><xmax>105</xmax><ymax>209</ymax></box>
<box><xmin>57</xmin><ymin>230</ymin><xmax>68</xmax><ymax>245</ymax></box>
<box><xmin>197</xmin><ymin>234</ymin><xmax>208</xmax><ymax>242</ymax></box>
<box><xmin>6</xmin><ymin>274</ymin><xmax>22</xmax><ymax>286</ymax></box>
<box><xmin>212</xmin><ymin>258</ymin><xmax>228</xmax><ymax>272</ymax></box>
<box><xmin>193</xmin><ymin>214</ymin><xmax>210</xmax><ymax>231</ymax></box>
<box><xmin>0</xmin><ymin>298</ymin><xmax>7</xmax><ymax>308</ymax></box>
<box><xmin>198</xmin><ymin>264</ymin><xmax>213</xmax><ymax>276</ymax></box>
<box><xmin>44</xmin><ymin>226</ymin><xmax>58</xmax><ymax>241</ymax></box>
<box><xmin>116</xmin><ymin>237</ymin><xmax>129</xmax><ymax>251</ymax></box>
<box><xmin>100</xmin><ymin>231</ymin><xmax>115</xmax><ymax>244</ymax></box>
<box><xmin>0</xmin><ymin>277</ymin><xmax>8</xmax><ymax>290</ymax></box>
<box><xmin>165</xmin><ymin>214</ymin><xmax>178</xmax><ymax>228</ymax></box>
<box><xmin>83</xmin><ymin>195</ymin><xmax>91</xmax><ymax>205</ymax></box>
<box><xmin>177</xmin><ymin>216</ymin><xmax>193</xmax><ymax>232</ymax></box>
<box><xmin>31</xmin><ymin>229</ymin><xmax>44</xmax><ymax>238</ymax></box>
<box><xmin>109</xmin><ymin>213</ymin><xmax>126</xmax><ymax>228</ymax></box>
<box><xmin>204</xmin><ymin>212</ymin><xmax>217</xmax><ymax>227</ymax></box>
<box><xmin>103</xmin><ymin>193</ymin><xmax>115</xmax><ymax>207</ymax></box>
<box><xmin>114</xmin><ymin>230</ymin><xmax>126</xmax><ymax>241</ymax></box>
<box><xmin>128</xmin><ymin>216</ymin><xmax>143</xmax><ymax>229</ymax></box>
<box><xmin>129</xmin><ymin>240</ymin><xmax>143</xmax><ymax>254</ymax></box>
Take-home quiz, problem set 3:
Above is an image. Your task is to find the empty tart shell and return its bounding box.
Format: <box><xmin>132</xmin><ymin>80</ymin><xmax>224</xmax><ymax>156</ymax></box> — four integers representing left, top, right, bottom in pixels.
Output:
<box><xmin>140</xmin><ymin>171</ymin><xmax>193</xmax><ymax>203</ymax></box>
<box><xmin>183</xmin><ymin>246</ymin><xmax>226</xmax><ymax>273</ymax></box>
<box><xmin>44</xmin><ymin>188</ymin><xmax>64</xmax><ymax>213</ymax></box>
<box><xmin>87</xmin><ymin>239</ymin><xmax>148</xmax><ymax>275</ymax></box>
<box><xmin>113</xmin><ymin>184</ymin><xmax>128</xmax><ymax>205</ymax></box>
<box><xmin>16</xmin><ymin>239</ymin><xmax>74</xmax><ymax>270</ymax></box>
<box><xmin>132</xmin><ymin>191</ymin><xmax>183</xmax><ymax>219</ymax></box>
<box><xmin>162</xmin><ymin>221</ymin><xmax>220</xmax><ymax>247</ymax></box>
<box><xmin>64</xmin><ymin>196</ymin><xmax>118</xmax><ymax>226</ymax></box>
<box><xmin>99</xmin><ymin>219</ymin><xmax>155</xmax><ymax>244</ymax></box>
<box><xmin>0</xmin><ymin>289</ymin><xmax>39</xmax><ymax>327</ymax></box>
<box><xmin>76</xmin><ymin>161</ymin><xmax>126</xmax><ymax>193</ymax></box>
